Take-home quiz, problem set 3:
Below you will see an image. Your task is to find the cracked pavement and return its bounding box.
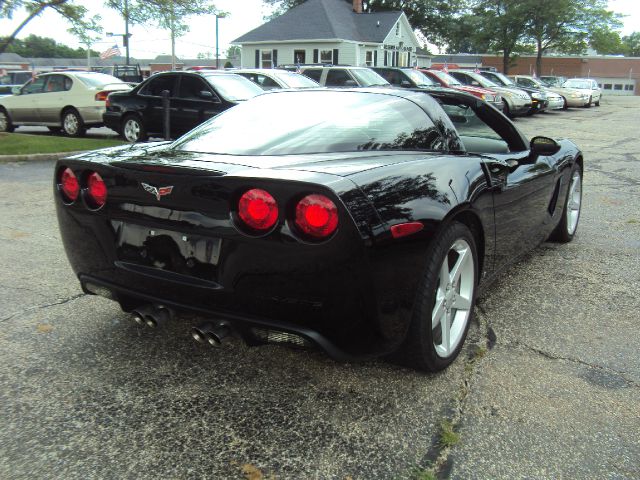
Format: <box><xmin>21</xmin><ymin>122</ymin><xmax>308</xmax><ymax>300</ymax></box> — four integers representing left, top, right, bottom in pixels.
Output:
<box><xmin>1</xmin><ymin>97</ymin><xmax>639</xmax><ymax>479</ymax></box>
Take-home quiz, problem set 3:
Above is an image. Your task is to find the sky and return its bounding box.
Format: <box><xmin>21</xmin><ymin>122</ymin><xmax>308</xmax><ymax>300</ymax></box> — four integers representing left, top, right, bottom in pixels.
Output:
<box><xmin>1</xmin><ymin>0</ymin><xmax>639</xmax><ymax>60</ymax></box>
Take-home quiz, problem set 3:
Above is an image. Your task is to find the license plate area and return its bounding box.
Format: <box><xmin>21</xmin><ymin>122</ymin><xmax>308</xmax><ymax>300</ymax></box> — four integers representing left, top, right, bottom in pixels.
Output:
<box><xmin>113</xmin><ymin>221</ymin><xmax>221</xmax><ymax>281</ymax></box>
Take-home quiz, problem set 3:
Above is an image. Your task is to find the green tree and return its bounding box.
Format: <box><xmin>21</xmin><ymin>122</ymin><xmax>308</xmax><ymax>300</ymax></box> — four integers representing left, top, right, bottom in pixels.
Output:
<box><xmin>622</xmin><ymin>32</ymin><xmax>640</xmax><ymax>57</ymax></box>
<box><xmin>525</xmin><ymin>0</ymin><xmax>622</xmax><ymax>75</ymax></box>
<box><xmin>226</xmin><ymin>45</ymin><xmax>241</xmax><ymax>59</ymax></box>
<box><xmin>0</xmin><ymin>0</ymin><xmax>100</xmax><ymax>55</ymax></box>
<box><xmin>469</xmin><ymin>0</ymin><xmax>536</xmax><ymax>74</ymax></box>
<box><xmin>590</xmin><ymin>28</ymin><xmax>625</xmax><ymax>55</ymax></box>
<box><xmin>0</xmin><ymin>34</ymin><xmax>100</xmax><ymax>57</ymax></box>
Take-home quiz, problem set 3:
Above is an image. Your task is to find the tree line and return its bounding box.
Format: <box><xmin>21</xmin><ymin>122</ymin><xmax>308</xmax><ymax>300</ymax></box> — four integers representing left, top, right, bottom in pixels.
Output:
<box><xmin>0</xmin><ymin>34</ymin><xmax>100</xmax><ymax>58</ymax></box>
<box><xmin>264</xmin><ymin>0</ymin><xmax>640</xmax><ymax>74</ymax></box>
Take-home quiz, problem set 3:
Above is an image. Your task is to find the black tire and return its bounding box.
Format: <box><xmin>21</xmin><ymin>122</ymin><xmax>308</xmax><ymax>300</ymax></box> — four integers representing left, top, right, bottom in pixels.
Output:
<box><xmin>0</xmin><ymin>108</ymin><xmax>15</xmax><ymax>133</ymax></box>
<box><xmin>121</xmin><ymin>114</ymin><xmax>147</xmax><ymax>142</ymax></box>
<box><xmin>61</xmin><ymin>109</ymin><xmax>86</xmax><ymax>137</ymax></box>
<box><xmin>562</xmin><ymin>97</ymin><xmax>568</xmax><ymax>110</ymax></box>
<box><xmin>595</xmin><ymin>98</ymin><xmax>600</xmax><ymax>107</ymax></box>
<box><xmin>395</xmin><ymin>222</ymin><xmax>478</xmax><ymax>372</ymax></box>
<box><xmin>549</xmin><ymin>163</ymin><xmax>582</xmax><ymax>243</ymax></box>
<box><xmin>502</xmin><ymin>102</ymin><xmax>511</xmax><ymax>118</ymax></box>
<box><xmin>585</xmin><ymin>96</ymin><xmax>592</xmax><ymax>108</ymax></box>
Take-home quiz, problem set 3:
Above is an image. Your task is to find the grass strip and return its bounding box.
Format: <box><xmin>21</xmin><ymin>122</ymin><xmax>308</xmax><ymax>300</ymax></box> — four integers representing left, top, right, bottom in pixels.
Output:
<box><xmin>0</xmin><ymin>132</ymin><xmax>125</xmax><ymax>155</ymax></box>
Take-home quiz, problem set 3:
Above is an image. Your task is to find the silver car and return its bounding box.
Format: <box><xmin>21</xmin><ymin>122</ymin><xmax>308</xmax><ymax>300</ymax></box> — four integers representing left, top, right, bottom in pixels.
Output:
<box><xmin>563</xmin><ymin>78</ymin><xmax>602</xmax><ymax>107</ymax></box>
<box><xmin>0</xmin><ymin>71</ymin><xmax>131</xmax><ymax>136</ymax></box>
<box><xmin>509</xmin><ymin>75</ymin><xmax>566</xmax><ymax>110</ymax></box>
<box><xmin>234</xmin><ymin>69</ymin><xmax>320</xmax><ymax>90</ymax></box>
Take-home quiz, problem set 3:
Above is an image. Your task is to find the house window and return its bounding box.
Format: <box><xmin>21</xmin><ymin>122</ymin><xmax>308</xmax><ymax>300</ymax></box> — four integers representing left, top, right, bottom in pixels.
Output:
<box><xmin>365</xmin><ymin>51</ymin><xmax>374</xmax><ymax>66</ymax></box>
<box><xmin>614</xmin><ymin>84</ymin><xmax>623</xmax><ymax>90</ymax></box>
<box><xmin>625</xmin><ymin>84</ymin><xmax>634</xmax><ymax>91</ymax></box>
<box><xmin>396</xmin><ymin>22</ymin><xmax>401</xmax><ymax>36</ymax></box>
<box><xmin>603</xmin><ymin>83</ymin><xmax>612</xmax><ymax>90</ymax></box>
<box><xmin>261</xmin><ymin>50</ymin><xmax>272</xmax><ymax>68</ymax></box>
<box><xmin>320</xmin><ymin>50</ymin><xmax>333</xmax><ymax>64</ymax></box>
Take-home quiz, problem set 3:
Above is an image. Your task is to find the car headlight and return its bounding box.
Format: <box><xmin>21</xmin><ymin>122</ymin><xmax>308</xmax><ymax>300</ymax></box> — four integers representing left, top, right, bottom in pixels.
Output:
<box><xmin>495</xmin><ymin>95</ymin><xmax>502</xmax><ymax>102</ymax></box>
<box><xmin>531</xmin><ymin>92</ymin><xmax>542</xmax><ymax>99</ymax></box>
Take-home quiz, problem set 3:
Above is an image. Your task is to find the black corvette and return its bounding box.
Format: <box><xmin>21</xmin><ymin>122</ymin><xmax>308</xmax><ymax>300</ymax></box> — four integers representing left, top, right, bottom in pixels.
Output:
<box><xmin>55</xmin><ymin>88</ymin><xmax>583</xmax><ymax>371</ymax></box>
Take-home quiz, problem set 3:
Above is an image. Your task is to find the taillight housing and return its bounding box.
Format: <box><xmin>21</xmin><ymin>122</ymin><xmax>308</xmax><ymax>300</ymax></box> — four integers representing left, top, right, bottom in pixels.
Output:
<box><xmin>294</xmin><ymin>194</ymin><xmax>338</xmax><ymax>240</ymax></box>
<box><xmin>58</xmin><ymin>167</ymin><xmax>79</xmax><ymax>203</ymax></box>
<box><xmin>95</xmin><ymin>91</ymin><xmax>109</xmax><ymax>102</ymax></box>
<box><xmin>237</xmin><ymin>188</ymin><xmax>279</xmax><ymax>232</ymax></box>
<box><xmin>86</xmin><ymin>171</ymin><xmax>107</xmax><ymax>208</ymax></box>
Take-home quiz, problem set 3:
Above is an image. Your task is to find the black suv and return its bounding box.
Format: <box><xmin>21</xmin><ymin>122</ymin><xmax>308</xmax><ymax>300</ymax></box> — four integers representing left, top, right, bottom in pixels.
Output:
<box><xmin>103</xmin><ymin>71</ymin><xmax>263</xmax><ymax>142</ymax></box>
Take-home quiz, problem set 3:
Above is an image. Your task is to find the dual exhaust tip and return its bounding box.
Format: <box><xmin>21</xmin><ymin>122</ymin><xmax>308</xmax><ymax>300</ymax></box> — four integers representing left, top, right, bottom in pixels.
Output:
<box><xmin>130</xmin><ymin>305</ymin><xmax>230</xmax><ymax>347</ymax></box>
<box><xmin>191</xmin><ymin>322</ymin><xmax>230</xmax><ymax>348</ymax></box>
<box><xmin>131</xmin><ymin>304</ymin><xmax>172</xmax><ymax>328</ymax></box>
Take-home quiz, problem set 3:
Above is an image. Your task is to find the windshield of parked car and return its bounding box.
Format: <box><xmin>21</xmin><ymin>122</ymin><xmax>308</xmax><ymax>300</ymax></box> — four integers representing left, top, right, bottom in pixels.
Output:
<box><xmin>350</xmin><ymin>69</ymin><xmax>390</xmax><ymax>87</ymax></box>
<box><xmin>404</xmin><ymin>69</ymin><xmax>437</xmax><ymax>86</ymax></box>
<box><xmin>272</xmin><ymin>71</ymin><xmax>319</xmax><ymax>88</ymax></box>
<box><xmin>429</xmin><ymin>70</ymin><xmax>462</xmax><ymax>86</ymax></box>
<box><xmin>75</xmin><ymin>73</ymin><xmax>125</xmax><ymax>87</ymax></box>
<box><xmin>172</xmin><ymin>91</ymin><xmax>444</xmax><ymax>155</ymax></box>
<box><xmin>563</xmin><ymin>80</ymin><xmax>592</xmax><ymax>89</ymax></box>
<box><xmin>203</xmin><ymin>74</ymin><xmax>264</xmax><ymax>101</ymax></box>
<box><xmin>490</xmin><ymin>72</ymin><xmax>516</xmax><ymax>86</ymax></box>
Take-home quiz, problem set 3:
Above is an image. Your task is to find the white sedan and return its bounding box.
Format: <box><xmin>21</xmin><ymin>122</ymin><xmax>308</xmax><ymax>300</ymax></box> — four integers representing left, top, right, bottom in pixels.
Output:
<box><xmin>0</xmin><ymin>71</ymin><xmax>131</xmax><ymax>136</ymax></box>
<box><xmin>563</xmin><ymin>78</ymin><xmax>602</xmax><ymax>107</ymax></box>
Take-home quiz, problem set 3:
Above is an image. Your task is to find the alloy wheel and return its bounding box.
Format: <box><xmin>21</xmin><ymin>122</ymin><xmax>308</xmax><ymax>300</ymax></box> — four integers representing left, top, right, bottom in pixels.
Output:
<box><xmin>0</xmin><ymin>111</ymin><xmax>7</xmax><ymax>131</ymax></box>
<box><xmin>566</xmin><ymin>170</ymin><xmax>582</xmax><ymax>235</ymax></box>
<box><xmin>123</xmin><ymin>118</ymin><xmax>141</xmax><ymax>142</ymax></box>
<box><xmin>432</xmin><ymin>239</ymin><xmax>475</xmax><ymax>358</ymax></box>
<box><xmin>63</xmin><ymin>112</ymin><xmax>79</xmax><ymax>135</ymax></box>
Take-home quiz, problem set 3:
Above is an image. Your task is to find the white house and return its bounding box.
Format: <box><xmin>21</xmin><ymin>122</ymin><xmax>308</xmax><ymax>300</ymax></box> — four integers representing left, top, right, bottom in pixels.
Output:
<box><xmin>232</xmin><ymin>0</ymin><xmax>427</xmax><ymax>69</ymax></box>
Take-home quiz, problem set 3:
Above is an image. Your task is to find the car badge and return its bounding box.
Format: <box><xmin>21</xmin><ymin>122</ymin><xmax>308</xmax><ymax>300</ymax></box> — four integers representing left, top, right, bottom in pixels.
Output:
<box><xmin>141</xmin><ymin>182</ymin><xmax>174</xmax><ymax>201</ymax></box>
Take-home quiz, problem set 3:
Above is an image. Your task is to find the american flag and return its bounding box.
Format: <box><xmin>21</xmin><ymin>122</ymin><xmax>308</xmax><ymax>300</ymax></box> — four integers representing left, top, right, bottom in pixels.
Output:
<box><xmin>100</xmin><ymin>44</ymin><xmax>121</xmax><ymax>60</ymax></box>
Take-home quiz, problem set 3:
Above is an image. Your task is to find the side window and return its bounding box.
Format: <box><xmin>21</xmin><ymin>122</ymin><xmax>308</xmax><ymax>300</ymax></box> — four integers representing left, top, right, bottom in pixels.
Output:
<box><xmin>140</xmin><ymin>75</ymin><xmax>177</xmax><ymax>96</ymax></box>
<box><xmin>178</xmin><ymin>75</ymin><xmax>212</xmax><ymax>99</ymax></box>
<box><xmin>519</xmin><ymin>78</ymin><xmax>534</xmax><ymax>87</ymax></box>
<box><xmin>256</xmin><ymin>75</ymin><xmax>280</xmax><ymax>89</ymax></box>
<box><xmin>377</xmin><ymin>69</ymin><xmax>401</xmax><ymax>85</ymax></box>
<box><xmin>440</xmin><ymin>103</ymin><xmax>509</xmax><ymax>154</ymax></box>
<box><xmin>302</xmin><ymin>69</ymin><xmax>322</xmax><ymax>82</ymax></box>
<box><xmin>450</xmin><ymin>72</ymin><xmax>469</xmax><ymax>85</ymax></box>
<box><xmin>22</xmin><ymin>76</ymin><xmax>46</xmax><ymax>94</ymax></box>
<box><xmin>325</xmin><ymin>69</ymin><xmax>353</xmax><ymax>86</ymax></box>
<box><xmin>45</xmin><ymin>75</ymin><xmax>69</xmax><ymax>93</ymax></box>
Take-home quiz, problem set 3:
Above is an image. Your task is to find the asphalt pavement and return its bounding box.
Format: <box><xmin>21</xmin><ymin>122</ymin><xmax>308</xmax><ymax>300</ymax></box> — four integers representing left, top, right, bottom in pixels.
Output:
<box><xmin>0</xmin><ymin>97</ymin><xmax>638</xmax><ymax>479</ymax></box>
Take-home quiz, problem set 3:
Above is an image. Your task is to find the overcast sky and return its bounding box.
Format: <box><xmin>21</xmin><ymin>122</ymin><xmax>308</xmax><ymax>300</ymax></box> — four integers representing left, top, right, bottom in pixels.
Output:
<box><xmin>0</xmin><ymin>0</ymin><xmax>638</xmax><ymax>60</ymax></box>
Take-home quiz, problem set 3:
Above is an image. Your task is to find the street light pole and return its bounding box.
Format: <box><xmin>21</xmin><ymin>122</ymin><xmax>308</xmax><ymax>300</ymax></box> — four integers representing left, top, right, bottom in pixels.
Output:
<box><xmin>124</xmin><ymin>0</ymin><xmax>130</xmax><ymax>65</ymax></box>
<box><xmin>215</xmin><ymin>15</ymin><xmax>219</xmax><ymax>69</ymax></box>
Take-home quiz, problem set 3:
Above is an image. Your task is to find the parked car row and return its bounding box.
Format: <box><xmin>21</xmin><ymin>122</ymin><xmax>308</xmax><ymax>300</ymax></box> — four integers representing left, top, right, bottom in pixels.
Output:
<box><xmin>0</xmin><ymin>65</ymin><xmax>603</xmax><ymax>142</ymax></box>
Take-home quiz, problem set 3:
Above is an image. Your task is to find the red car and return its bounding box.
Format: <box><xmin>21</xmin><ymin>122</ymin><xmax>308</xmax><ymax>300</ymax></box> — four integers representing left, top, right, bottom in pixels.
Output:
<box><xmin>421</xmin><ymin>69</ymin><xmax>504</xmax><ymax>111</ymax></box>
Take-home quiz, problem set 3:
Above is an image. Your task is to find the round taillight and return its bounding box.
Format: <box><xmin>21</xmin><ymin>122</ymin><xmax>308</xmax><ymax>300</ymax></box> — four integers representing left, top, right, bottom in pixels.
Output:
<box><xmin>87</xmin><ymin>172</ymin><xmax>107</xmax><ymax>208</ymax></box>
<box><xmin>295</xmin><ymin>194</ymin><xmax>338</xmax><ymax>239</ymax></box>
<box><xmin>238</xmin><ymin>188</ymin><xmax>279</xmax><ymax>231</ymax></box>
<box><xmin>59</xmin><ymin>167</ymin><xmax>79</xmax><ymax>202</ymax></box>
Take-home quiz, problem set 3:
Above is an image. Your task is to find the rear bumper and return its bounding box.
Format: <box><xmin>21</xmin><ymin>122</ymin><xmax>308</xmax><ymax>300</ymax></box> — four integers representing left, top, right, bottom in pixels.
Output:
<box><xmin>78</xmin><ymin>105</ymin><xmax>107</xmax><ymax>126</ymax></box>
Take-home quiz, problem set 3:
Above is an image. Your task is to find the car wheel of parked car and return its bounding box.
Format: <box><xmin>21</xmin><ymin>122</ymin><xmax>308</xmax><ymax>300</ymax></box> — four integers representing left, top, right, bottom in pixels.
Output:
<box><xmin>0</xmin><ymin>108</ymin><xmax>15</xmax><ymax>133</ymax></box>
<box><xmin>502</xmin><ymin>102</ymin><xmax>511</xmax><ymax>118</ymax></box>
<box><xmin>396</xmin><ymin>222</ymin><xmax>478</xmax><ymax>372</ymax></box>
<box><xmin>121</xmin><ymin>115</ymin><xmax>147</xmax><ymax>142</ymax></box>
<box><xmin>549</xmin><ymin>163</ymin><xmax>582</xmax><ymax>243</ymax></box>
<box><xmin>561</xmin><ymin>97</ymin><xmax>568</xmax><ymax>110</ymax></box>
<box><xmin>62</xmin><ymin>109</ymin><xmax>86</xmax><ymax>137</ymax></box>
<box><xmin>585</xmin><ymin>96</ymin><xmax>592</xmax><ymax>108</ymax></box>
<box><xmin>595</xmin><ymin>99</ymin><xmax>600</xmax><ymax>107</ymax></box>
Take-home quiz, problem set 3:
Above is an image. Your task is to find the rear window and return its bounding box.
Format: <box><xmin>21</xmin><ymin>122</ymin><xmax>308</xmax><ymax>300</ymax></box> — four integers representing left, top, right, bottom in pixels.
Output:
<box><xmin>203</xmin><ymin>74</ymin><xmax>263</xmax><ymax>101</ymax></box>
<box><xmin>173</xmin><ymin>91</ymin><xmax>444</xmax><ymax>155</ymax></box>
<box><xmin>74</xmin><ymin>73</ymin><xmax>124</xmax><ymax>87</ymax></box>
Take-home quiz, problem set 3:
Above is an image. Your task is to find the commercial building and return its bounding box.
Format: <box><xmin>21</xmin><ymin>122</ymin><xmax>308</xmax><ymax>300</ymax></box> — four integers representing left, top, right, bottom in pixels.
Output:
<box><xmin>232</xmin><ymin>0</ymin><xmax>428</xmax><ymax>69</ymax></box>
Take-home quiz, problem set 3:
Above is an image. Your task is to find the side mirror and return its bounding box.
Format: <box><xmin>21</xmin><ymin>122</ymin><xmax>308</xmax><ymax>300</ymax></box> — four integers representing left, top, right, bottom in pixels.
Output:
<box><xmin>11</xmin><ymin>86</ymin><xmax>21</xmax><ymax>95</ymax></box>
<box><xmin>530</xmin><ymin>136</ymin><xmax>561</xmax><ymax>156</ymax></box>
<box><xmin>199</xmin><ymin>90</ymin><xmax>213</xmax><ymax>99</ymax></box>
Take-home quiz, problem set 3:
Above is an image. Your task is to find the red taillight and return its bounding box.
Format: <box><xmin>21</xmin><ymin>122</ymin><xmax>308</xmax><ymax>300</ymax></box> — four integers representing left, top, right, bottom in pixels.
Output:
<box><xmin>59</xmin><ymin>167</ymin><xmax>79</xmax><ymax>202</ymax></box>
<box><xmin>390</xmin><ymin>222</ymin><xmax>424</xmax><ymax>239</ymax></box>
<box><xmin>87</xmin><ymin>172</ymin><xmax>107</xmax><ymax>208</ymax></box>
<box><xmin>238</xmin><ymin>188</ymin><xmax>278</xmax><ymax>231</ymax></box>
<box><xmin>95</xmin><ymin>91</ymin><xmax>109</xmax><ymax>102</ymax></box>
<box><xmin>295</xmin><ymin>194</ymin><xmax>338</xmax><ymax>239</ymax></box>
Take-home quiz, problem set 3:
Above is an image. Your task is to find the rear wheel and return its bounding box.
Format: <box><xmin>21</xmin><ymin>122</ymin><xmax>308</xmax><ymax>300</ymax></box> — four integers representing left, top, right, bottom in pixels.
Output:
<box><xmin>0</xmin><ymin>108</ymin><xmax>15</xmax><ymax>133</ymax></box>
<box><xmin>121</xmin><ymin>115</ymin><xmax>147</xmax><ymax>142</ymax></box>
<box><xmin>549</xmin><ymin>163</ymin><xmax>582</xmax><ymax>243</ymax></box>
<box><xmin>502</xmin><ymin>102</ymin><xmax>511</xmax><ymax>118</ymax></box>
<box><xmin>62</xmin><ymin>109</ymin><xmax>86</xmax><ymax>137</ymax></box>
<box><xmin>396</xmin><ymin>222</ymin><xmax>478</xmax><ymax>372</ymax></box>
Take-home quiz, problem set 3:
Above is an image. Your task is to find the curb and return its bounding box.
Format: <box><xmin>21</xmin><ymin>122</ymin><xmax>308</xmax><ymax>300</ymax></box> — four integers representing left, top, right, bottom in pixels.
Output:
<box><xmin>0</xmin><ymin>150</ymin><xmax>87</xmax><ymax>164</ymax></box>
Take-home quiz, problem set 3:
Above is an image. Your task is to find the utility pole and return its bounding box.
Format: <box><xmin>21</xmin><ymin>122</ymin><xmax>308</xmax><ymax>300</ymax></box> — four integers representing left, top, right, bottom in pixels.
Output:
<box><xmin>170</xmin><ymin>5</ymin><xmax>176</xmax><ymax>70</ymax></box>
<box><xmin>215</xmin><ymin>14</ymin><xmax>219</xmax><ymax>69</ymax></box>
<box><xmin>124</xmin><ymin>0</ymin><xmax>130</xmax><ymax>65</ymax></box>
<box><xmin>85</xmin><ymin>41</ymin><xmax>91</xmax><ymax>69</ymax></box>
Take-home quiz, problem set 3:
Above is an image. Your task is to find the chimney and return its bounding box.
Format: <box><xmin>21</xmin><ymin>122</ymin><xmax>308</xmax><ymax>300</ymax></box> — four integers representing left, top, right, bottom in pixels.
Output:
<box><xmin>353</xmin><ymin>0</ymin><xmax>363</xmax><ymax>14</ymax></box>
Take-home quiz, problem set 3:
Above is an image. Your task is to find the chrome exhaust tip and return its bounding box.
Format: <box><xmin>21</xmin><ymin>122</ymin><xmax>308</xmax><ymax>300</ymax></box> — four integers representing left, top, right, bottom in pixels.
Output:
<box><xmin>192</xmin><ymin>322</ymin><xmax>230</xmax><ymax>347</ymax></box>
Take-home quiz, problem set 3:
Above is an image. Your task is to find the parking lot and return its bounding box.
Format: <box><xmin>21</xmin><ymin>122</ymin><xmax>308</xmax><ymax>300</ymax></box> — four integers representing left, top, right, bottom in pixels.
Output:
<box><xmin>1</xmin><ymin>96</ymin><xmax>639</xmax><ymax>479</ymax></box>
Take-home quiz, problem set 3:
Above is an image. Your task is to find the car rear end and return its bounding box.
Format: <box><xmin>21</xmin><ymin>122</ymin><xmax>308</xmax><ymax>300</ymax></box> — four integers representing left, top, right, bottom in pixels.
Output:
<box><xmin>73</xmin><ymin>73</ymin><xmax>132</xmax><ymax>126</ymax></box>
<box><xmin>54</xmin><ymin>149</ymin><xmax>393</xmax><ymax>358</ymax></box>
